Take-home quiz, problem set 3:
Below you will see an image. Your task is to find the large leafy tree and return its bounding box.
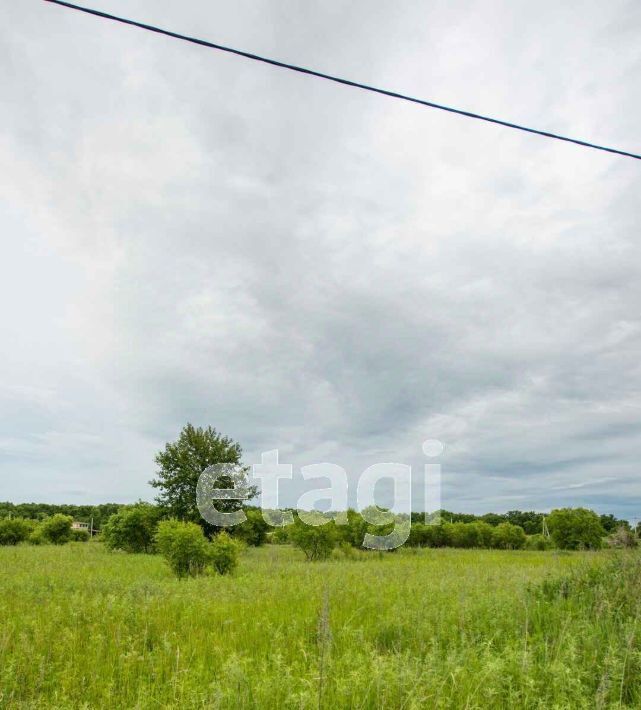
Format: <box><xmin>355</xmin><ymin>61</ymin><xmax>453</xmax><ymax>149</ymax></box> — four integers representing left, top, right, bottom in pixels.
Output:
<box><xmin>150</xmin><ymin>424</ymin><xmax>257</xmax><ymax>535</ymax></box>
<box><xmin>547</xmin><ymin>507</ymin><xmax>605</xmax><ymax>550</ymax></box>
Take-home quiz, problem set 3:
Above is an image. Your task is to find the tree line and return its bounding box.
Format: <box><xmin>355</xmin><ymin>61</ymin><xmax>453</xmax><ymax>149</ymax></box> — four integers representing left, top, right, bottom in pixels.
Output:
<box><xmin>1</xmin><ymin>424</ymin><xmax>636</xmax><ymax>574</ymax></box>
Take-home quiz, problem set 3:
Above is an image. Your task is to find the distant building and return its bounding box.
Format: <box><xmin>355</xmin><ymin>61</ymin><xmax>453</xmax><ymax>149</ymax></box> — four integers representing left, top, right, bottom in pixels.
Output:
<box><xmin>72</xmin><ymin>521</ymin><xmax>90</xmax><ymax>531</ymax></box>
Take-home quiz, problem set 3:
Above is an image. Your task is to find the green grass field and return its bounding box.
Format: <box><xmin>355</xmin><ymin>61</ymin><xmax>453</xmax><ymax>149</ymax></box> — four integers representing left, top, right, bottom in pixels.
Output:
<box><xmin>1</xmin><ymin>543</ymin><xmax>639</xmax><ymax>708</ymax></box>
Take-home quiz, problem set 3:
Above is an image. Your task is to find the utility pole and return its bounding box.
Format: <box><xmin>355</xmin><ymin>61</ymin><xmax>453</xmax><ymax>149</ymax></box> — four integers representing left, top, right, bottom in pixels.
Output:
<box><xmin>542</xmin><ymin>516</ymin><xmax>550</xmax><ymax>539</ymax></box>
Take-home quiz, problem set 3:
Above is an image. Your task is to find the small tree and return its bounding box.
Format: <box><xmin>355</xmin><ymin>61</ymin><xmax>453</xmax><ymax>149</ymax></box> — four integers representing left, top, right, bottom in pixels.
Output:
<box><xmin>547</xmin><ymin>508</ymin><xmax>605</xmax><ymax>550</ymax></box>
<box><xmin>289</xmin><ymin>515</ymin><xmax>337</xmax><ymax>561</ymax></box>
<box><xmin>102</xmin><ymin>504</ymin><xmax>161</xmax><ymax>553</ymax></box>
<box><xmin>0</xmin><ymin>518</ymin><xmax>32</xmax><ymax>546</ymax></box>
<box><xmin>492</xmin><ymin>522</ymin><xmax>526</xmax><ymax>550</ymax></box>
<box><xmin>210</xmin><ymin>532</ymin><xmax>242</xmax><ymax>575</ymax></box>
<box><xmin>155</xmin><ymin>520</ymin><xmax>210</xmax><ymax>579</ymax></box>
<box><xmin>41</xmin><ymin>514</ymin><xmax>73</xmax><ymax>545</ymax></box>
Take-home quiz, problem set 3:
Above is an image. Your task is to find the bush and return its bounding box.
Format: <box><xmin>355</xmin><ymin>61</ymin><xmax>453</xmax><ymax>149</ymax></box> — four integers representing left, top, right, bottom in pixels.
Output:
<box><xmin>473</xmin><ymin>521</ymin><xmax>495</xmax><ymax>548</ymax></box>
<box><xmin>289</xmin><ymin>515</ymin><xmax>337</xmax><ymax>561</ymax></box>
<box><xmin>233</xmin><ymin>509</ymin><xmax>270</xmax><ymax>547</ymax></box>
<box><xmin>102</xmin><ymin>504</ymin><xmax>160</xmax><ymax>553</ymax></box>
<box><xmin>41</xmin><ymin>514</ymin><xmax>73</xmax><ymax>545</ymax></box>
<box><xmin>492</xmin><ymin>522</ymin><xmax>526</xmax><ymax>550</ymax></box>
<box><xmin>28</xmin><ymin>525</ymin><xmax>47</xmax><ymax>546</ymax></box>
<box><xmin>525</xmin><ymin>533</ymin><xmax>553</xmax><ymax>551</ymax></box>
<box><xmin>0</xmin><ymin>518</ymin><xmax>32</xmax><ymax>545</ymax></box>
<box><xmin>270</xmin><ymin>526</ymin><xmax>291</xmax><ymax>545</ymax></box>
<box><xmin>155</xmin><ymin>520</ymin><xmax>210</xmax><ymax>578</ymax></box>
<box><xmin>71</xmin><ymin>529</ymin><xmax>90</xmax><ymax>542</ymax></box>
<box><xmin>547</xmin><ymin>508</ymin><xmax>605</xmax><ymax>550</ymax></box>
<box><xmin>607</xmin><ymin>525</ymin><xmax>638</xmax><ymax>549</ymax></box>
<box><xmin>210</xmin><ymin>532</ymin><xmax>242</xmax><ymax>575</ymax></box>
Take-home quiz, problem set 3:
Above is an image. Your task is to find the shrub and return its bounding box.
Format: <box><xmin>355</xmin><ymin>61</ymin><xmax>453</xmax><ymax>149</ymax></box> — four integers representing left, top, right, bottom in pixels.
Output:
<box><xmin>71</xmin><ymin>529</ymin><xmax>90</xmax><ymax>543</ymax></box>
<box><xmin>492</xmin><ymin>522</ymin><xmax>526</xmax><ymax>550</ymax></box>
<box><xmin>102</xmin><ymin>504</ymin><xmax>161</xmax><ymax>553</ymax></box>
<box><xmin>473</xmin><ymin>521</ymin><xmax>495</xmax><ymax>548</ymax></box>
<box><xmin>606</xmin><ymin>525</ymin><xmax>638</xmax><ymax>549</ymax></box>
<box><xmin>28</xmin><ymin>525</ymin><xmax>47</xmax><ymax>546</ymax></box>
<box><xmin>210</xmin><ymin>532</ymin><xmax>242</xmax><ymax>575</ymax></box>
<box><xmin>289</xmin><ymin>515</ymin><xmax>337</xmax><ymax>561</ymax></box>
<box><xmin>336</xmin><ymin>509</ymin><xmax>367</xmax><ymax>548</ymax></box>
<box><xmin>155</xmin><ymin>520</ymin><xmax>210</xmax><ymax>579</ymax></box>
<box><xmin>233</xmin><ymin>509</ymin><xmax>270</xmax><ymax>547</ymax></box>
<box><xmin>525</xmin><ymin>533</ymin><xmax>553</xmax><ymax>551</ymax></box>
<box><xmin>41</xmin><ymin>514</ymin><xmax>73</xmax><ymax>545</ymax></box>
<box><xmin>448</xmin><ymin>522</ymin><xmax>481</xmax><ymax>548</ymax></box>
<box><xmin>547</xmin><ymin>508</ymin><xmax>605</xmax><ymax>550</ymax></box>
<box><xmin>271</xmin><ymin>526</ymin><xmax>291</xmax><ymax>545</ymax></box>
<box><xmin>0</xmin><ymin>518</ymin><xmax>32</xmax><ymax>545</ymax></box>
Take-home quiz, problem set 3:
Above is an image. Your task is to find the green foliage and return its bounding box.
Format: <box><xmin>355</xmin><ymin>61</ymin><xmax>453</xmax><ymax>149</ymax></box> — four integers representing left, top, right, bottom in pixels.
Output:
<box><xmin>525</xmin><ymin>533</ymin><xmax>553</xmax><ymax>551</ymax></box>
<box><xmin>0</xmin><ymin>518</ymin><xmax>33</xmax><ymax>546</ymax></box>
<box><xmin>547</xmin><ymin>507</ymin><xmax>605</xmax><ymax>550</ymax></box>
<box><xmin>289</xmin><ymin>514</ymin><xmax>337</xmax><ymax>561</ymax></box>
<box><xmin>155</xmin><ymin>520</ymin><xmax>210</xmax><ymax>579</ymax></box>
<box><xmin>102</xmin><ymin>504</ymin><xmax>161</xmax><ymax>554</ymax></box>
<box><xmin>447</xmin><ymin>521</ymin><xmax>481</xmax><ymax>548</ymax></box>
<box><xmin>210</xmin><ymin>532</ymin><xmax>242</xmax><ymax>575</ymax></box>
<box><xmin>599</xmin><ymin>513</ymin><xmax>630</xmax><ymax>533</ymax></box>
<box><xmin>232</xmin><ymin>508</ymin><xmax>270</xmax><ymax>547</ymax></box>
<box><xmin>492</xmin><ymin>522</ymin><xmax>527</xmax><ymax>549</ymax></box>
<box><xmin>150</xmin><ymin>424</ymin><xmax>257</xmax><ymax>534</ymax></box>
<box><xmin>41</xmin><ymin>514</ymin><xmax>73</xmax><ymax>545</ymax></box>
<box><xmin>70</xmin><ymin>529</ymin><xmax>90</xmax><ymax>543</ymax></box>
<box><xmin>336</xmin><ymin>508</ymin><xmax>367</xmax><ymax>547</ymax></box>
<box><xmin>270</xmin><ymin>526</ymin><xmax>291</xmax><ymax>545</ymax></box>
<box><xmin>606</xmin><ymin>525</ymin><xmax>638</xmax><ymax>549</ymax></box>
<box><xmin>27</xmin><ymin>525</ymin><xmax>47</xmax><ymax>546</ymax></box>
<box><xmin>0</xmin><ymin>502</ymin><xmax>122</xmax><ymax>528</ymax></box>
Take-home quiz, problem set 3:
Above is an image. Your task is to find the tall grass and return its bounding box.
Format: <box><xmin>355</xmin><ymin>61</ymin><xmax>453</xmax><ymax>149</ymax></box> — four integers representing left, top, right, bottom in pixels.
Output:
<box><xmin>0</xmin><ymin>543</ymin><xmax>637</xmax><ymax>708</ymax></box>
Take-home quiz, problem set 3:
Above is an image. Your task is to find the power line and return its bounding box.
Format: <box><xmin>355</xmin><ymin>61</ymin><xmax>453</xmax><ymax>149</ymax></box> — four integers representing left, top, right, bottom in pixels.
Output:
<box><xmin>44</xmin><ymin>0</ymin><xmax>640</xmax><ymax>162</ymax></box>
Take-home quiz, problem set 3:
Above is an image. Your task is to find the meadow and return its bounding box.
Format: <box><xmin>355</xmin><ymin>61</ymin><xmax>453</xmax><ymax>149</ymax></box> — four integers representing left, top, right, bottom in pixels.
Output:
<box><xmin>1</xmin><ymin>543</ymin><xmax>639</xmax><ymax>709</ymax></box>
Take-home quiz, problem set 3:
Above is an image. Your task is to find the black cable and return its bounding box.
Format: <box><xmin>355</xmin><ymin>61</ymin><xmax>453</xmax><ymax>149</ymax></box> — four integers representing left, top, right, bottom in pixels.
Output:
<box><xmin>44</xmin><ymin>0</ymin><xmax>641</xmax><ymax>161</ymax></box>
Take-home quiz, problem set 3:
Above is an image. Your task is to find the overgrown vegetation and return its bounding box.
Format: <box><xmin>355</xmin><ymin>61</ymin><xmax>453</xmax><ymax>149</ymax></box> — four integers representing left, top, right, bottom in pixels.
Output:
<box><xmin>2</xmin><ymin>543</ymin><xmax>640</xmax><ymax>707</ymax></box>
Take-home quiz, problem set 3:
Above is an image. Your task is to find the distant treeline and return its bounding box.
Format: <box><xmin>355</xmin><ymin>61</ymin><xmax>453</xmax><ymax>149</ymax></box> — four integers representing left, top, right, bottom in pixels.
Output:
<box><xmin>413</xmin><ymin>510</ymin><xmax>630</xmax><ymax>535</ymax></box>
<box><xmin>0</xmin><ymin>502</ymin><xmax>630</xmax><ymax>536</ymax></box>
<box><xmin>0</xmin><ymin>502</ymin><xmax>124</xmax><ymax>530</ymax></box>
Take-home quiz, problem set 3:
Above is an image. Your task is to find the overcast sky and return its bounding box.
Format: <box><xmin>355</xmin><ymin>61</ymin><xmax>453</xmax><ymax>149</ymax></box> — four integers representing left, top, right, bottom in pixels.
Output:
<box><xmin>2</xmin><ymin>0</ymin><xmax>640</xmax><ymax>517</ymax></box>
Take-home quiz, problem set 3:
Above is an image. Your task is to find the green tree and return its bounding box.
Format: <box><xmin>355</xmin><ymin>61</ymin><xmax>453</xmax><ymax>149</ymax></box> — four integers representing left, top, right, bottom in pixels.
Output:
<box><xmin>210</xmin><ymin>532</ymin><xmax>243</xmax><ymax>574</ymax></box>
<box><xmin>492</xmin><ymin>522</ymin><xmax>526</xmax><ymax>549</ymax></box>
<box><xmin>41</xmin><ymin>514</ymin><xmax>73</xmax><ymax>545</ymax></box>
<box><xmin>155</xmin><ymin>520</ymin><xmax>210</xmax><ymax>579</ymax></box>
<box><xmin>547</xmin><ymin>508</ymin><xmax>605</xmax><ymax>550</ymax></box>
<box><xmin>289</xmin><ymin>514</ymin><xmax>337</xmax><ymax>561</ymax></box>
<box><xmin>472</xmin><ymin>521</ymin><xmax>495</xmax><ymax>548</ymax></box>
<box><xmin>102</xmin><ymin>504</ymin><xmax>161</xmax><ymax>553</ymax></box>
<box><xmin>150</xmin><ymin>424</ymin><xmax>257</xmax><ymax>535</ymax></box>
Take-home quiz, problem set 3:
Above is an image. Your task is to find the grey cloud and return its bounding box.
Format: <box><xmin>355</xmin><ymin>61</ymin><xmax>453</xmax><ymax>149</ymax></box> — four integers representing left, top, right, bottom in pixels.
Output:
<box><xmin>1</xmin><ymin>0</ymin><xmax>640</xmax><ymax>517</ymax></box>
